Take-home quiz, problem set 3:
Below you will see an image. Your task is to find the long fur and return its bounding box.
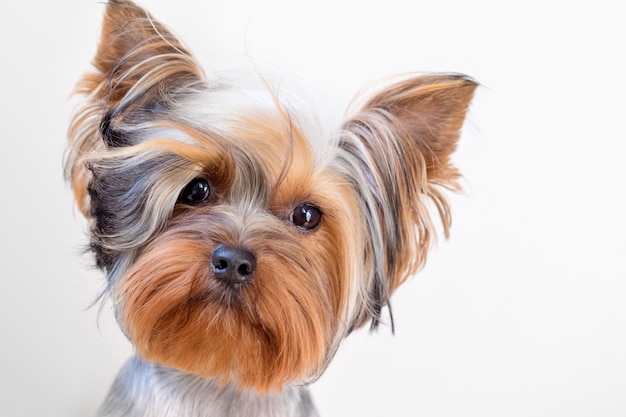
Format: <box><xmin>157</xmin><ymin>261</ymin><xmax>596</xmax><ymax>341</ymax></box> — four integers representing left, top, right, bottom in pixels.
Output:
<box><xmin>66</xmin><ymin>1</ymin><xmax>477</xmax><ymax>415</ymax></box>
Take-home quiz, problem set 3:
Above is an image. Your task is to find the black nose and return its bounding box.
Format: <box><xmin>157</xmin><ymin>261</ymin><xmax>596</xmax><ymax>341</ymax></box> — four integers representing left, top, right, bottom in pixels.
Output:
<box><xmin>210</xmin><ymin>245</ymin><xmax>257</xmax><ymax>285</ymax></box>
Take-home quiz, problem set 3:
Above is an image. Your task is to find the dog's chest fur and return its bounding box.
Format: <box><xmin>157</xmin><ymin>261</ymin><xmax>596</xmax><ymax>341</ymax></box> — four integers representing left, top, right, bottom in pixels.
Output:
<box><xmin>100</xmin><ymin>357</ymin><xmax>318</xmax><ymax>417</ymax></box>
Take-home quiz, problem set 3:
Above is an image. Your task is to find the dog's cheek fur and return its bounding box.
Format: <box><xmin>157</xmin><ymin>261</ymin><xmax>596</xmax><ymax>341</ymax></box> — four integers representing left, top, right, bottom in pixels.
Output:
<box><xmin>86</xmin><ymin>153</ymin><xmax>181</xmax><ymax>270</ymax></box>
<box><xmin>84</xmin><ymin>137</ymin><xmax>231</xmax><ymax>272</ymax></box>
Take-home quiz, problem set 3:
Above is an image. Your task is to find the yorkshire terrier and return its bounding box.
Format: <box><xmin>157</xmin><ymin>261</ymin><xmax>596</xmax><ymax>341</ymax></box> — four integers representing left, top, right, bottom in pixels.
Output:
<box><xmin>65</xmin><ymin>1</ymin><xmax>476</xmax><ymax>416</ymax></box>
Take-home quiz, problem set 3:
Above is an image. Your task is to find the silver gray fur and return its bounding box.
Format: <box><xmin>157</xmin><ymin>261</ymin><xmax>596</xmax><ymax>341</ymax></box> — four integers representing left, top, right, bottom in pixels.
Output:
<box><xmin>99</xmin><ymin>356</ymin><xmax>318</xmax><ymax>417</ymax></box>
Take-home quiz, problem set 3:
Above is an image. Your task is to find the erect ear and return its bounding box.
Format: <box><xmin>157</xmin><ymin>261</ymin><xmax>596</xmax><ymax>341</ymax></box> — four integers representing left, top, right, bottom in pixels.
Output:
<box><xmin>92</xmin><ymin>0</ymin><xmax>204</xmax><ymax>107</ymax></box>
<box><xmin>66</xmin><ymin>0</ymin><xmax>205</xmax><ymax>215</ymax></box>
<box><xmin>75</xmin><ymin>0</ymin><xmax>205</xmax><ymax>150</ymax></box>
<box><xmin>339</xmin><ymin>74</ymin><xmax>477</xmax><ymax>329</ymax></box>
<box><xmin>346</xmin><ymin>73</ymin><xmax>477</xmax><ymax>187</ymax></box>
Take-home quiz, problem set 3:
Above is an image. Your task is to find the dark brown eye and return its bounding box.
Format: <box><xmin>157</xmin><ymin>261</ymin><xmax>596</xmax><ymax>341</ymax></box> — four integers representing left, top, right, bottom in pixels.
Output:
<box><xmin>291</xmin><ymin>203</ymin><xmax>322</xmax><ymax>231</ymax></box>
<box><xmin>180</xmin><ymin>178</ymin><xmax>210</xmax><ymax>205</ymax></box>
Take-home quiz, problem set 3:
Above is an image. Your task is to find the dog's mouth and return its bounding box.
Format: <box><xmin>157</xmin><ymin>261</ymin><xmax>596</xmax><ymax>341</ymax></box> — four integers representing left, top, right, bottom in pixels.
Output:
<box><xmin>190</xmin><ymin>279</ymin><xmax>248</xmax><ymax>308</ymax></box>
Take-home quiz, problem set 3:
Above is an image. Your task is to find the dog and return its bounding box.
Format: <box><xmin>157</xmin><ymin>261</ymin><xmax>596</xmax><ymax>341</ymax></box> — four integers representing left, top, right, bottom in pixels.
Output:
<box><xmin>65</xmin><ymin>1</ymin><xmax>477</xmax><ymax>415</ymax></box>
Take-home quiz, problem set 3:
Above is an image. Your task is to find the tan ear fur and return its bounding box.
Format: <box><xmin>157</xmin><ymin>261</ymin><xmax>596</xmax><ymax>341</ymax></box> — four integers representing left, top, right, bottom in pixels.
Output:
<box><xmin>357</xmin><ymin>74</ymin><xmax>477</xmax><ymax>185</ymax></box>
<box><xmin>66</xmin><ymin>0</ymin><xmax>205</xmax><ymax>216</ymax></box>
<box><xmin>340</xmin><ymin>74</ymin><xmax>476</xmax><ymax>325</ymax></box>
<box><xmin>90</xmin><ymin>0</ymin><xmax>204</xmax><ymax>105</ymax></box>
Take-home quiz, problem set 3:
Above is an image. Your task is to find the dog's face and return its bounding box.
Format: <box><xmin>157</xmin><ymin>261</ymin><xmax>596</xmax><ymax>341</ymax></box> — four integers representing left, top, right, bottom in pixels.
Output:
<box><xmin>66</xmin><ymin>0</ymin><xmax>476</xmax><ymax>391</ymax></box>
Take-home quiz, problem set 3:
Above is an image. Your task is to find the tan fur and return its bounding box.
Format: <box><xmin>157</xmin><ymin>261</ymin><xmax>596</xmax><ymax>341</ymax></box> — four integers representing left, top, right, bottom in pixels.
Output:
<box><xmin>65</xmin><ymin>0</ymin><xmax>477</xmax><ymax>408</ymax></box>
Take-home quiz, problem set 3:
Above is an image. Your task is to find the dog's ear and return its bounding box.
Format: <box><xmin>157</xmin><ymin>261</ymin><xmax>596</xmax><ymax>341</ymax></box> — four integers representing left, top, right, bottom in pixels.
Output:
<box><xmin>73</xmin><ymin>0</ymin><xmax>205</xmax><ymax>150</ymax></box>
<box><xmin>92</xmin><ymin>0</ymin><xmax>204</xmax><ymax>109</ymax></box>
<box><xmin>66</xmin><ymin>0</ymin><xmax>205</xmax><ymax>215</ymax></box>
<box><xmin>339</xmin><ymin>74</ymin><xmax>477</xmax><ymax>329</ymax></box>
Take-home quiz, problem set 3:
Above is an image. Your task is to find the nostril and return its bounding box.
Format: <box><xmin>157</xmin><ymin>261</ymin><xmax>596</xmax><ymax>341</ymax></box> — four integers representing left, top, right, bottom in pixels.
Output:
<box><xmin>210</xmin><ymin>245</ymin><xmax>257</xmax><ymax>285</ymax></box>
<box><xmin>214</xmin><ymin>258</ymin><xmax>229</xmax><ymax>272</ymax></box>
<box><xmin>237</xmin><ymin>262</ymin><xmax>252</xmax><ymax>277</ymax></box>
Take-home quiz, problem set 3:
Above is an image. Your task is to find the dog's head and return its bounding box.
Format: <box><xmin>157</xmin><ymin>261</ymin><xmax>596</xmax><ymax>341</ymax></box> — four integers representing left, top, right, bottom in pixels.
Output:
<box><xmin>66</xmin><ymin>0</ymin><xmax>476</xmax><ymax>391</ymax></box>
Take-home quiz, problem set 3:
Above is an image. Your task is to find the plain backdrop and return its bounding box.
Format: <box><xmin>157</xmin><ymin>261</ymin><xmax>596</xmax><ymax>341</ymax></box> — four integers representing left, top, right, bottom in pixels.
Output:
<box><xmin>1</xmin><ymin>1</ymin><xmax>625</xmax><ymax>416</ymax></box>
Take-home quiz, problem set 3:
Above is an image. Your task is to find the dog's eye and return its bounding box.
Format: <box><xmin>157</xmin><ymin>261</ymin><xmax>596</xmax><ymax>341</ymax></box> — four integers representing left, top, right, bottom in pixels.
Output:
<box><xmin>291</xmin><ymin>203</ymin><xmax>322</xmax><ymax>231</ymax></box>
<box><xmin>180</xmin><ymin>178</ymin><xmax>210</xmax><ymax>205</ymax></box>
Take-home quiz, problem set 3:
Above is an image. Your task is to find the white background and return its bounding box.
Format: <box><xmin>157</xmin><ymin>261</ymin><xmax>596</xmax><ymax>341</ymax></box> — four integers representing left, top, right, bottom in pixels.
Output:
<box><xmin>1</xmin><ymin>1</ymin><xmax>625</xmax><ymax>416</ymax></box>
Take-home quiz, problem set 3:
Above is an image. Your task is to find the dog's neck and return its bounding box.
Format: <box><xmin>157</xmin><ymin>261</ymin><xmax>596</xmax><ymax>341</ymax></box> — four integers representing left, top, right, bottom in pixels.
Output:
<box><xmin>98</xmin><ymin>356</ymin><xmax>318</xmax><ymax>417</ymax></box>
